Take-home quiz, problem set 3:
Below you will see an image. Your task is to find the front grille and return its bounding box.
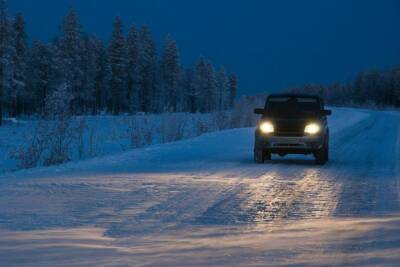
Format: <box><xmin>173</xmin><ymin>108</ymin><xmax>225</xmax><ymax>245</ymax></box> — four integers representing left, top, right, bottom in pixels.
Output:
<box><xmin>274</xmin><ymin>122</ymin><xmax>305</xmax><ymax>137</ymax></box>
<box><xmin>273</xmin><ymin>143</ymin><xmax>305</xmax><ymax>147</ymax></box>
<box><xmin>274</xmin><ymin>132</ymin><xmax>304</xmax><ymax>137</ymax></box>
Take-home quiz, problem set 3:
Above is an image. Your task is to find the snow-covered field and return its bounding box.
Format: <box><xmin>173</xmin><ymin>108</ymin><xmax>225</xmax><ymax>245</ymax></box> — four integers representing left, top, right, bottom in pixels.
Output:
<box><xmin>0</xmin><ymin>108</ymin><xmax>399</xmax><ymax>266</ymax></box>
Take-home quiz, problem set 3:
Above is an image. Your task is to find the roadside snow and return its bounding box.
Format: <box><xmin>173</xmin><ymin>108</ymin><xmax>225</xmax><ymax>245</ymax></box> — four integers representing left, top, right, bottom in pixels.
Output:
<box><xmin>327</xmin><ymin>107</ymin><xmax>370</xmax><ymax>134</ymax></box>
<box><xmin>0</xmin><ymin>111</ymin><xmax>255</xmax><ymax>174</ymax></box>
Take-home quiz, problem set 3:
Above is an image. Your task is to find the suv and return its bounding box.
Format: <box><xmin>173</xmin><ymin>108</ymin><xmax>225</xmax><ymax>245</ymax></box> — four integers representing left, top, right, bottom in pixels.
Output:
<box><xmin>254</xmin><ymin>94</ymin><xmax>332</xmax><ymax>165</ymax></box>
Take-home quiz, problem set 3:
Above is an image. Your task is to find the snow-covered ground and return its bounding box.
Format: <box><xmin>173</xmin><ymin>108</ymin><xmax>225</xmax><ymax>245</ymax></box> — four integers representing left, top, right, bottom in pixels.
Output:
<box><xmin>0</xmin><ymin>108</ymin><xmax>399</xmax><ymax>266</ymax></box>
<box><xmin>0</xmin><ymin>111</ymin><xmax>254</xmax><ymax>174</ymax></box>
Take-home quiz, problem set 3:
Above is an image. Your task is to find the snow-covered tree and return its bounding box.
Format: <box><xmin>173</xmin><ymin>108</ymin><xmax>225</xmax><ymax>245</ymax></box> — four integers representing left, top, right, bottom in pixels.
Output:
<box><xmin>11</xmin><ymin>12</ymin><xmax>27</xmax><ymax>116</ymax></box>
<box><xmin>26</xmin><ymin>42</ymin><xmax>55</xmax><ymax>114</ymax></box>
<box><xmin>193</xmin><ymin>57</ymin><xmax>208</xmax><ymax>113</ymax></box>
<box><xmin>93</xmin><ymin>39</ymin><xmax>109</xmax><ymax>113</ymax></box>
<box><xmin>80</xmin><ymin>37</ymin><xmax>98</xmax><ymax>113</ymax></box>
<box><xmin>193</xmin><ymin>58</ymin><xmax>219</xmax><ymax>113</ymax></box>
<box><xmin>0</xmin><ymin>0</ymin><xmax>15</xmax><ymax>125</ymax></box>
<box><xmin>204</xmin><ymin>61</ymin><xmax>217</xmax><ymax>112</ymax></box>
<box><xmin>181</xmin><ymin>68</ymin><xmax>197</xmax><ymax>113</ymax></box>
<box><xmin>138</xmin><ymin>25</ymin><xmax>157</xmax><ymax>112</ymax></box>
<box><xmin>161</xmin><ymin>35</ymin><xmax>180</xmax><ymax>112</ymax></box>
<box><xmin>56</xmin><ymin>9</ymin><xmax>84</xmax><ymax>114</ymax></box>
<box><xmin>228</xmin><ymin>73</ymin><xmax>238</xmax><ymax>109</ymax></box>
<box><xmin>216</xmin><ymin>67</ymin><xmax>229</xmax><ymax>111</ymax></box>
<box><xmin>126</xmin><ymin>23</ymin><xmax>141</xmax><ymax>113</ymax></box>
<box><xmin>108</xmin><ymin>17</ymin><xmax>128</xmax><ymax>114</ymax></box>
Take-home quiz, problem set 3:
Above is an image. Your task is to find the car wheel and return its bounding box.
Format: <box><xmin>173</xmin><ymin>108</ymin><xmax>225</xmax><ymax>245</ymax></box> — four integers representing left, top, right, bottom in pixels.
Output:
<box><xmin>325</xmin><ymin>142</ymin><xmax>329</xmax><ymax>162</ymax></box>
<box><xmin>315</xmin><ymin>142</ymin><xmax>328</xmax><ymax>165</ymax></box>
<box><xmin>254</xmin><ymin>149</ymin><xmax>265</xmax><ymax>164</ymax></box>
<box><xmin>264</xmin><ymin>150</ymin><xmax>272</xmax><ymax>161</ymax></box>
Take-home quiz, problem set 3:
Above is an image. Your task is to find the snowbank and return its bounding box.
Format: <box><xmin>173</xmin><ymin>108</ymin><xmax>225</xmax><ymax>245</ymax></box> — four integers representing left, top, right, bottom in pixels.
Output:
<box><xmin>0</xmin><ymin>109</ymin><xmax>256</xmax><ymax>174</ymax></box>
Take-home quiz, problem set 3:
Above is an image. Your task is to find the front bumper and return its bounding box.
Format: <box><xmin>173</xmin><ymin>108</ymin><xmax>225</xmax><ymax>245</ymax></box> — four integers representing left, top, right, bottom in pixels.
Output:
<box><xmin>255</xmin><ymin>134</ymin><xmax>324</xmax><ymax>154</ymax></box>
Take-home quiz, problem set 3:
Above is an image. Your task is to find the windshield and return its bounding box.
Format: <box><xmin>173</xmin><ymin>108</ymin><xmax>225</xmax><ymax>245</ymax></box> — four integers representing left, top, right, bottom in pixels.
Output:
<box><xmin>265</xmin><ymin>97</ymin><xmax>321</xmax><ymax>117</ymax></box>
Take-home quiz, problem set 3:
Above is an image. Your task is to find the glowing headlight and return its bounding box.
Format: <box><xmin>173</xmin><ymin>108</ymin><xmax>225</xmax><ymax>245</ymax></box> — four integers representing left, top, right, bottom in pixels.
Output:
<box><xmin>304</xmin><ymin>123</ymin><xmax>321</xmax><ymax>135</ymax></box>
<box><xmin>259</xmin><ymin>121</ymin><xmax>274</xmax><ymax>134</ymax></box>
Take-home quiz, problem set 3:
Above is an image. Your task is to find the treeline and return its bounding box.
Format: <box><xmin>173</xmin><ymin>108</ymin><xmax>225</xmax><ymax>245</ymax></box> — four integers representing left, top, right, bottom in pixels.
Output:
<box><xmin>287</xmin><ymin>66</ymin><xmax>400</xmax><ymax>108</ymax></box>
<box><xmin>0</xmin><ymin>0</ymin><xmax>238</xmax><ymax>125</ymax></box>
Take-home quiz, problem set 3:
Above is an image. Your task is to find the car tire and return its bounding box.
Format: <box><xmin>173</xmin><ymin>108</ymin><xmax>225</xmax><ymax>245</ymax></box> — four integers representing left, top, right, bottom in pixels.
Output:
<box><xmin>315</xmin><ymin>141</ymin><xmax>329</xmax><ymax>165</ymax></box>
<box><xmin>264</xmin><ymin>150</ymin><xmax>272</xmax><ymax>161</ymax></box>
<box><xmin>254</xmin><ymin>149</ymin><xmax>265</xmax><ymax>164</ymax></box>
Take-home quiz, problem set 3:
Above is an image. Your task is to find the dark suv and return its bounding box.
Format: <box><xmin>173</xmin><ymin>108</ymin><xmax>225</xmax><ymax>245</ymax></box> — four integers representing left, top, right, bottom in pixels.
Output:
<box><xmin>254</xmin><ymin>94</ymin><xmax>332</xmax><ymax>165</ymax></box>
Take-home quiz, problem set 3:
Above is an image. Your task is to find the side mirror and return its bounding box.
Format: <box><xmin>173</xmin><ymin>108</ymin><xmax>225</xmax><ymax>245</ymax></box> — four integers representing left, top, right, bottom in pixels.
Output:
<box><xmin>254</xmin><ymin>108</ymin><xmax>265</xmax><ymax>115</ymax></box>
<box><xmin>321</xmin><ymin>110</ymin><xmax>332</xmax><ymax>116</ymax></box>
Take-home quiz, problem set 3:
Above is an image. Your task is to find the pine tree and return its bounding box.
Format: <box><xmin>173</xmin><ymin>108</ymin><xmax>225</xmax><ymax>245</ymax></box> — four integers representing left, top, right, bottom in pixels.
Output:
<box><xmin>216</xmin><ymin>67</ymin><xmax>229</xmax><ymax>111</ymax></box>
<box><xmin>204</xmin><ymin>61</ymin><xmax>217</xmax><ymax>112</ymax></box>
<box><xmin>108</xmin><ymin>17</ymin><xmax>127</xmax><ymax>114</ymax></box>
<box><xmin>80</xmin><ymin>37</ymin><xmax>98</xmax><ymax>113</ymax></box>
<box><xmin>194</xmin><ymin>57</ymin><xmax>208</xmax><ymax>113</ymax></box>
<box><xmin>228</xmin><ymin>73</ymin><xmax>238</xmax><ymax>109</ymax></box>
<box><xmin>92</xmin><ymin>39</ymin><xmax>109</xmax><ymax>113</ymax></box>
<box><xmin>0</xmin><ymin>0</ymin><xmax>15</xmax><ymax>124</ymax></box>
<box><xmin>138</xmin><ymin>25</ymin><xmax>157</xmax><ymax>113</ymax></box>
<box><xmin>181</xmin><ymin>68</ymin><xmax>197</xmax><ymax>113</ymax></box>
<box><xmin>161</xmin><ymin>35</ymin><xmax>180</xmax><ymax>112</ymax></box>
<box><xmin>126</xmin><ymin>23</ymin><xmax>141</xmax><ymax>113</ymax></box>
<box><xmin>12</xmin><ymin>12</ymin><xmax>27</xmax><ymax>116</ymax></box>
<box><xmin>26</xmin><ymin>42</ymin><xmax>55</xmax><ymax>114</ymax></box>
<box><xmin>193</xmin><ymin>58</ymin><xmax>218</xmax><ymax>113</ymax></box>
<box><xmin>13</xmin><ymin>13</ymin><xmax>26</xmax><ymax>60</ymax></box>
<box><xmin>57</xmin><ymin>9</ymin><xmax>84</xmax><ymax>114</ymax></box>
<box><xmin>0</xmin><ymin>0</ymin><xmax>6</xmax><ymax>124</ymax></box>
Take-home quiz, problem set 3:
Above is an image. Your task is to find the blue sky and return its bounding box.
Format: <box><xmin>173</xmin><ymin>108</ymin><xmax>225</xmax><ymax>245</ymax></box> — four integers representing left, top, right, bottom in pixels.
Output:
<box><xmin>8</xmin><ymin>0</ymin><xmax>400</xmax><ymax>95</ymax></box>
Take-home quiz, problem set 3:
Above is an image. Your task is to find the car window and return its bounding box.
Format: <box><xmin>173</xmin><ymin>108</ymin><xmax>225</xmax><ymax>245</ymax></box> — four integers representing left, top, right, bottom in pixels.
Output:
<box><xmin>266</xmin><ymin>97</ymin><xmax>320</xmax><ymax>117</ymax></box>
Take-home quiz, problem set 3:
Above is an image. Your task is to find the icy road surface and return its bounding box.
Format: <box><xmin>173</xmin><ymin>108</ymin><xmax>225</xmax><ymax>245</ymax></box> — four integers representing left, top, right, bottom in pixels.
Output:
<box><xmin>0</xmin><ymin>108</ymin><xmax>400</xmax><ymax>266</ymax></box>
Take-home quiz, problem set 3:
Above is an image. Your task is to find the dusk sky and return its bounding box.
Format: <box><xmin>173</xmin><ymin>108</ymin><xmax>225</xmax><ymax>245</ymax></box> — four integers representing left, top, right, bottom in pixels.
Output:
<box><xmin>8</xmin><ymin>0</ymin><xmax>400</xmax><ymax>95</ymax></box>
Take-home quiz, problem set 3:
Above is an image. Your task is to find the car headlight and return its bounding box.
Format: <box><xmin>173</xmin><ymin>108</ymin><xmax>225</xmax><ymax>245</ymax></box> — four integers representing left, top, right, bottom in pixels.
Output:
<box><xmin>259</xmin><ymin>121</ymin><xmax>274</xmax><ymax>134</ymax></box>
<box><xmin>304</xmin><ymin>123</ymin><xmax>321</xmax><ymax>135</ymax></box>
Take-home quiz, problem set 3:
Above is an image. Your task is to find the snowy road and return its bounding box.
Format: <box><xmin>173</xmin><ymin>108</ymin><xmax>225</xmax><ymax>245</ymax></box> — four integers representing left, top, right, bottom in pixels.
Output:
<box><xmin>1</xmin><ymin>108</ymin><xmax>400</xmax><ymax>266</ymax></box>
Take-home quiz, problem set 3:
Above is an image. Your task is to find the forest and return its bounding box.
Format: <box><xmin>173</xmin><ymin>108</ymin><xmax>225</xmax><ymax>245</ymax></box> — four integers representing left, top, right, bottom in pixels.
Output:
<box><xmin>0</xmin><ymin>0</ymin><xmax>238</xmax><ymax>126</ymax></box>
<box><xmin>287</xmin><ymin>67</ymin><xmax>400</xmax><ymax>108</ymax></box>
